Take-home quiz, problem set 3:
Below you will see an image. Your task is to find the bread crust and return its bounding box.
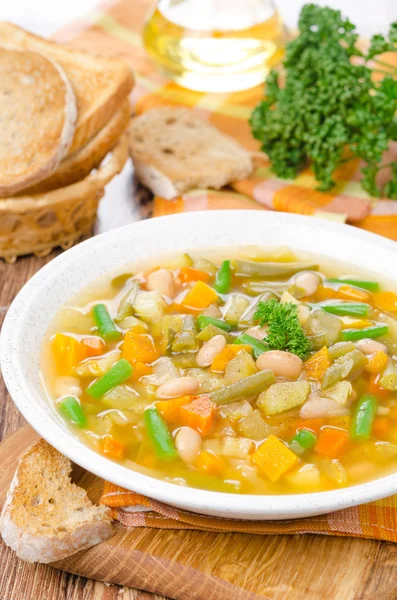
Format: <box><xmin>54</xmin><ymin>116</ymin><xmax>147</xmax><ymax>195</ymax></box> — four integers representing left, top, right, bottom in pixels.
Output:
<box><xmin>0</xmin><ymin>22</ymin><xmax>134</xmax><ymax>159</ymax></box>
<box><xmin>19</xmin><ymin>99</ymin><xmax>131</xmax><ymax>194</ymax></box>
<box><xmin>128</xmin><ymin>107</ymin><xmax>253</xmax><ymax>199</ymax></box>
<box><xmin>0</xmin><ymin>48</ymin><xmax>77</xmax><ymax>196</ymax></box>
<box><xmin>0</xmin><ymin>439</ymin><xmax>114</xmax><ymax>564</ymax></box>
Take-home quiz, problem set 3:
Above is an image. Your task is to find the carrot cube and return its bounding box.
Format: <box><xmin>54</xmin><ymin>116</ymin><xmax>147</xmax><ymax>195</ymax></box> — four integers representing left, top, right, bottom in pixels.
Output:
<box><xmin>82</xmin><ymin>336</ymin><xmax>105</xmax><ymax>357</ymax></box>
<box><xmin>365</xmin><ymin>351</ymin><xmax>388</xmax><ymax>374</ymax></box>
<box><xmin>180</xmin><ymin>395</ymin><xmax>216</xmax><ymax>436</ymax></box>
<box><xmin>211</xmin><ymin>344</ymin><xmax>253</xmax><ymax>372</ymax></box>
<box><xmin>372</xmin><ymin>417</ymin><xmax>388</xmax><ymax>439</ymax></box>
<box><xmin>130</xmin><ymin>361</ymin><xmax>153</xmax><ymax>382</ymax></box>
<box><xmin>303</xmin><ymin>346</ymin><xmax>330</xmax><ymax>380</ymax></box>
<box><xmin>52</xmin><ymin>333</ymin><xmax>88</xmax><ymax>375</ymax></box>
<box><xmin>179</xmin><ymin>267</ymin><xmax>211</xmax><ymax>283</ymax></box>
<box><xmin>122</xmin><ymin>331</ymin><xmax>159</xmax><ymax>364</ymax></box>
<box><xmin>181</xmin><ymin>281</ymin><xmax>218</xmax><ymax>310</ymax></box>
<box><xmin>156</xmin><ymin>395</ymin><xmax>193</xmax><ymax>425</ymax></box>
<box><xmin>251</xmin><ymin>435</ymin><xmax>299</xmax><ymax>481</ymax></box>
<box><xmin>373</xmin><ymin>292</ymin><xmax>397</xmax><ymax>313</ymax></box>
<box><xmin>335</xmin><ymin>285</ymin><xmax>371</xmax><ymax>303</ymax></box>
<box><xmin>100</xmin><ymin>435</ymin><xmax>124</xmax><ymax>459</ymax></box>
<box><xmin>196</xmin><ymin>450</ymin><xmax>224</xmax><ymax>475</ymax></box>
<box><xmin>314</xmin><ymin>428</ymin><xmax>349</xmax><ymax>458</ymax></box>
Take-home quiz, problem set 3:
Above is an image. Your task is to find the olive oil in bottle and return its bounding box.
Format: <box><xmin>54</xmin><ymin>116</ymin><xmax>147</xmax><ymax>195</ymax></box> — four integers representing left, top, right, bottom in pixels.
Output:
<box><xmin>143</xmin><ymin>0</ymin><xmax>286</xmax><ymax>92</ymax></box>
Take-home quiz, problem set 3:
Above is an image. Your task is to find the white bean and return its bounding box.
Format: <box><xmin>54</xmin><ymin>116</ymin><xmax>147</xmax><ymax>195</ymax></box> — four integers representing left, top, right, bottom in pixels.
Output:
<box><xmin>146</xmin><ymin>269</ymin><xmax>176</xmax><ymax>298</ymax></box>
<box><xmin>156</xmin><ymin>376</ymin><xmax>199</xmax><ymax>399</ymax></box>
<box><xmin>175</xmin><ymin>427</ymin><xmax>202</xmax><ymax>463</ymax></box>
<box><xmin>256</xmin><ymin>350</ymin><xmax>302</xmax><ymax>379</ymax></box>
<box><xmin>196</xmin><ymin>335</ymin><xmax>226</xmax><ymax>367</ymax></box>
<box><xmin>356</xmin><ymin>338</ymin><xmax>388</xmax><ymax>355</ymax></box>
<box><xmin>293</xmin><ymin>272</ymin><xmax>321</xmax><ymax>297</ymax></box>
<box><xmin>300</xmin><ymin>395</ymin><xmax>350</xmax><ymax>418</ymax></box>
<box><xmin>54</xmin><ymin>376</ymin><xmax>82</xmax><ymax>398</ymax></box>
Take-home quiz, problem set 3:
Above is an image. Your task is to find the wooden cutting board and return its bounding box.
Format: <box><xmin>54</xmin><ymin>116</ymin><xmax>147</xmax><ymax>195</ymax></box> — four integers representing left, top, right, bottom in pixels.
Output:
<box><xmin>1</xmin><ymin>425</ymin><xmax>397</xmax><ymax>600</ymax></box>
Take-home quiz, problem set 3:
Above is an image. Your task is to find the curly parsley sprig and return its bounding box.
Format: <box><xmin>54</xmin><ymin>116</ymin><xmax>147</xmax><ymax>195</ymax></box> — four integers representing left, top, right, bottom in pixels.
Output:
<box><xmin>253</xmin><ymin>298</ymin><xmax>312</xmax><ymax>360</ymax></box>
<box><xmin>250</xmin><ymin>4</ymin><xmax>397</xmax><ymax>198</ymax></box>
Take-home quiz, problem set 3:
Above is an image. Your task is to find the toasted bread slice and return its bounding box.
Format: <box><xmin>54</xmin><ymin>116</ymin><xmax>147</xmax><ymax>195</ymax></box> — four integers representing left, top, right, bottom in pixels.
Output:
<box><xmin>20</xmin><ymin>99</ymin><xmax>131</xmax><ymax>194</ymax></box>
<box><xmin>0</xmin><ymin>439</ymin><xmax>114</xmax><ymax>564</ymax></box>
<box><xmin>0</xmin><ymin>22</ymin><xmax>134</xmax><ymax>157</ymax></box>
<box><xmin>128</xmin><ymin>107</ymin><xmax>253</xmax><ymax>199</ymax></box>
<box><xmin>0</xmin><ymin>48</ymin><xmax>77</xmax><ymax>196</ymax></box>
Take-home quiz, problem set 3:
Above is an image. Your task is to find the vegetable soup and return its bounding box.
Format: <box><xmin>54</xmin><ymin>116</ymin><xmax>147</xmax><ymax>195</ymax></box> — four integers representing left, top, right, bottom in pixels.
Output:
<box><xmin>42</xmin><ymin>247</ymin><xmax>397</xmax><ymax>495</ymax></box>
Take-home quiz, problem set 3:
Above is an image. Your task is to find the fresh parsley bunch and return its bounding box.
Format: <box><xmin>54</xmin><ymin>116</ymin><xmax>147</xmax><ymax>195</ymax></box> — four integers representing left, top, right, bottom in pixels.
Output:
<box><xmin>250</xmin><ymin>4</ymin><xmax>397</xmax><ymax>198</ymax></box>
<box><xmin>253</xmin><ymin>298</ymin><xmax>312</xmax><ymax>359</ymax></box>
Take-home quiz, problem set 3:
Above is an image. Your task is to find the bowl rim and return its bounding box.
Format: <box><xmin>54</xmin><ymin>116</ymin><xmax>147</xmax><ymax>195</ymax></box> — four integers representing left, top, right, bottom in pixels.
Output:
<box><xmin>2</xmin><ymin>209</ymin><xmax>397</xmax><ymax>519</ymax></box>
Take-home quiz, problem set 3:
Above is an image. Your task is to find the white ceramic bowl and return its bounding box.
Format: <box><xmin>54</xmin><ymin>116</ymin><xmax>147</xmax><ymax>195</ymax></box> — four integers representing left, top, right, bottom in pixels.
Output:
<box><xmin>2</xmin><ymin>210</ymin><xmax>397</xmax><ymax>520</ymax></box>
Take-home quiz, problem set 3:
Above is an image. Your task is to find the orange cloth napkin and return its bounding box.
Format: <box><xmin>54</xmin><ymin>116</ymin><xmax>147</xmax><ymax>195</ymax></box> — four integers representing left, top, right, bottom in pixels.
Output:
<box><xmin>57</xmin><ymin>0</ymin><xmax>397</xmax><ymax>538</ymax></box>
<box><xmin>100</xmin><ymin>481</ymin><xmax>397</xmax><ymax>542</ymax></box>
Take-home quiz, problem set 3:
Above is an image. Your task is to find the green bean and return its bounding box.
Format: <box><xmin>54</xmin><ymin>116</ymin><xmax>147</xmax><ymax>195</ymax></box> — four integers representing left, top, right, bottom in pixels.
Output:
<box><xmin>196</xmin><ymin>324</ymin><xmax>234</xmax><ymax>343</ymax></box>
<box><xmin>214</xmin><ymin>260</ymin><xmax>232</xmax><ymax>294</ymax></box>
<box><xmin>86</xmin><ymin>359</ymin><xmax>133</xmax><ymax>398</ymax></box>
<box><xmin>321</xmin><ymin>302</ymin><xmax>369</xmax><ymax>317</ymax></box>
<box><xmin>342</xmin><ymin>324</ymin><xmax>389</xmax><ymax>341</ymax></box>
<box><xmin>209</xmin><ymin>370</ymin><xmax>275</xmax><ymax>405</ymax></box>
<box><xmin>224</xmin><ymin>295</ymin><xmax>250</xmax><ymax>325</ymax></box>
<box><xmin>234</xmin><ymin>260</ymin><xmax>319</xmax><ymax>278</ymax></box>
<box><xmin>326</xmin><ymin>278</ymin><xmax>380</xmax><ymax>292</ymax></box>
<box><xmin>197</xmin><ymin>315</ymin><xmax>232</xmax><ymax>332</ymax></box>
<box><xmin>321</xmin><ymin>349</ymin><xmax>367</xmax><ymax>390</ymax></box>
<box><xmin>291</xmin><ymin>429</ymin><xmax>317</xmax><ymax>451</ymax></box>
<box><xmin>92</xmin><ymin>304</ymin><xmax>121</xmax><ymax>342</ymax></box>
<box><xmin>144</xmin><ymin>407</ymin><xmax>177</xmax><ymax>461</ymax></box>
<box><xmin>379</xmin><ymin>364</ymin><xmax>397</xmax><ymax>391</ymax></box>
<box><xmin>351</xmin><ymin>394</ymin><xmax>377</xmax><ymax>439</ymax></box>
<box><xmin>233</xmin><ymin>334</ymin><xmax>267</xmax><ymax>359</ymax></box>
<box><xmin>59</xmin><ymin>396</ymin><xmax>86</xmax><ymax>428</ymax></box>
<box><xmin>328</xmin><ymin>341</ymin><xmax>356</xmax><ymax>360</ymax></box>
<box><xmin>172</xmin><ymin>315</ymin><xmax>198</xmax><ymax>352</ymax></box>
<box><xmin>115</xmin><ymin>284</ymin><xmax>139</xmax><ymax>322</ymax></box>
<box><xmin>241</xmin><ymin>281</ymin><xmax>289</xmax><ymax>296</ymax></box>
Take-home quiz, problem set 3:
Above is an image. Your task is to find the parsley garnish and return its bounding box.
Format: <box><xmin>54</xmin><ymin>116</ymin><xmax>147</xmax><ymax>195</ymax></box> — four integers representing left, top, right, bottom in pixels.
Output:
<box><xmin>250</xmin><ymin>4</ymin><xmax>397</xmax><ymax>198</ymax></box>
<box><xmin>253</xmin><ymin>299</ymin><xmax>312</xmax><ymax>359</ymax></box>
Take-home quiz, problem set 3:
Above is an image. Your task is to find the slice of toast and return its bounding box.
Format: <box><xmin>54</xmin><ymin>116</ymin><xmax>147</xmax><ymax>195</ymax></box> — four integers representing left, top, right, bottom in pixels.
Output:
<box><xmin>0</xmin><ymin>48</ymin><xmax>77</xmax><ymax>196</ymax></box>
<box><xmin>128</xmin><ymin>107</ymin><xmax>253</xmax><ymax>199</ymax></box>
<box><xmin>0</xmin><ymin>439</ymin><xmax>114</xmax><ymax>564</ymax></box>
<box><xmin>0</xmin><ymin>22</ymin><xmax>134</xmax><ymax>157</ymax></box>
<box><xmin>20</xmin><ymin>99</ymin><xmax>131</xmax><ymax>194</ymax></box>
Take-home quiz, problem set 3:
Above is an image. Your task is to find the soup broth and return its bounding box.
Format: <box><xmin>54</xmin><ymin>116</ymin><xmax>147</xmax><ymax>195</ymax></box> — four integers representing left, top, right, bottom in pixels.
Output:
<box><xmin>42</xmin><ymin>246</ymin><xmax>397</xmax><ymax>495</ymax></box>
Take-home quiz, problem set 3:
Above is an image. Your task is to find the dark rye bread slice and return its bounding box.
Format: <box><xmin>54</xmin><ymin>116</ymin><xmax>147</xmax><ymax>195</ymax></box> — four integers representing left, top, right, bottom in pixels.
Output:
<box><xmin>0</xmin><ymin>22</ymin><xmax>134</xmax><ymax>157</ymax></box>
<box><xmin>0</xmin><ymin>48</ymin><xmax>77</xmax><ymax>196</ymax></box>
<box><xmin>0</xmin><ymin>440</ymin><xmax>114</xmax><ymax>564</ymax></box>
<box><xmin>20</xmin><ymin>99</ymin><xmax>131</xmax><ymax>194</ymax></box>
<box><xmin>128</xmin><ymin>107</ymin><xmax>253</xmax><ymax>199</ymax></box>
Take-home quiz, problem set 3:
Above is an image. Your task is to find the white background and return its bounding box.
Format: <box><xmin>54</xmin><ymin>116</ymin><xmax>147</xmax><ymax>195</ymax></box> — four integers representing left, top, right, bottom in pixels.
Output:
<box><xmin>0</xmin><ymin>0</ymin><xmax>395</xmax><ymax>38</ymax></box>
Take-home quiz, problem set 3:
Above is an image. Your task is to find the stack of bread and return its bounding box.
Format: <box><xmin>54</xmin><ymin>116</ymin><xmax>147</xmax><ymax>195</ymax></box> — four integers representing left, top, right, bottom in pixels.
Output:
<box><xmin>0</xmin><ymin>23</ymin><xmax>134</xmax><ymax>263</ymax></box>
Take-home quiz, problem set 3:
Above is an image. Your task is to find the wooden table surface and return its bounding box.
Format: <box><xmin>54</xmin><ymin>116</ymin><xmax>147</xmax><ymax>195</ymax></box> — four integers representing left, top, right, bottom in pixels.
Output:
<box><xmin>0</xmin><ymin>168</ymin><xmax>166</xmax><ymax>600</ymax></box>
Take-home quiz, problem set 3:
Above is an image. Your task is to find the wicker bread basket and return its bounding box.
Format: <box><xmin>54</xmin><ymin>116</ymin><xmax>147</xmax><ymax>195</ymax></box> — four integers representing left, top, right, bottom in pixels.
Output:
<box><xmin>0</xmin><ymin>135</ymin><xmax>128</xmax><ymax>263</ymax></box>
